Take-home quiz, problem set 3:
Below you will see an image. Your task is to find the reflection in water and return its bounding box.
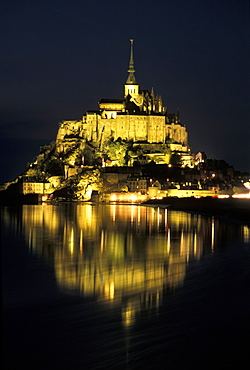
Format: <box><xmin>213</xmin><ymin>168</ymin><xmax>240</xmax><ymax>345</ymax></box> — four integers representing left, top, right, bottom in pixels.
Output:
<box><xmin>2</xmin><ymin>204</ymin><xmax>249</xmax><ymax>327</ymax></box>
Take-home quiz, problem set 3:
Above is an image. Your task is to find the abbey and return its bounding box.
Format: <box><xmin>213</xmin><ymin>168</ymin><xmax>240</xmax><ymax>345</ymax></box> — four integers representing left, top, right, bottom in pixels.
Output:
<box><xmin>56</xmin><ymin>40</ymin><xmax>191</xmax><ymax>165</ymax></box>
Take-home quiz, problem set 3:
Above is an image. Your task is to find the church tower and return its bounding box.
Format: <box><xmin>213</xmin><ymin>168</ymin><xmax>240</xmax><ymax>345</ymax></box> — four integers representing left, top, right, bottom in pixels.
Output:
<box><xmin>124</xmin><ymin>39</ymin><xmax>140</xmax><ymax>99</ymax></box>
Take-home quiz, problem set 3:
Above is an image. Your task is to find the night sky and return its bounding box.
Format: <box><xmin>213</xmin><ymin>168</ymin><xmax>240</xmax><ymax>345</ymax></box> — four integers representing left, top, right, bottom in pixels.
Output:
<box><xmin>1</xmin><ymin>0</ymin><xmax>249</xmax><ymax>183</ymax></box>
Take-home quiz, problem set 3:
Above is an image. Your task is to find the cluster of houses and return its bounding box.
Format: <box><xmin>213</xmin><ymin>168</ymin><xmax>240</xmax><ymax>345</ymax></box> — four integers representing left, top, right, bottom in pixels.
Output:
<box><xmin>6</xmin><ymin>153</ymin><xmax>247</xmax><ymax>203</ymax></box>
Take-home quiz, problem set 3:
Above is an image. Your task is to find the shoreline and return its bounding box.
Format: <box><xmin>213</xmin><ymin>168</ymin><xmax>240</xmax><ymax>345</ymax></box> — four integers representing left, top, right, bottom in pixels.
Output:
<box><xmin>1</xmin><ymin>192</ymin><xmax>249</xmax><ymax>226</ymax></box>
<box><xmin>142</xmin><ymin>197</ymin><xmax>250</xmax><ymax>226</ymax></box>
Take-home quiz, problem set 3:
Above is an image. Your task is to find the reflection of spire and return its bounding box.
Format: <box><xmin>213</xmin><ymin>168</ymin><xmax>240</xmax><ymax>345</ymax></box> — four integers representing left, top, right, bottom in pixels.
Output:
<box><xmin>176</xmin><ymin>108</ymin><xmax>180</xmax><ymax>123</ymax></box>
<box><xmin>151</xmin><ymin>87</ymin><xmax>155</xmax><ymax>98</ymax></box>
<box><xmin>126</xmin><ymin>39</ymin><xmax>137</xmax><ymax>84</ymax></box>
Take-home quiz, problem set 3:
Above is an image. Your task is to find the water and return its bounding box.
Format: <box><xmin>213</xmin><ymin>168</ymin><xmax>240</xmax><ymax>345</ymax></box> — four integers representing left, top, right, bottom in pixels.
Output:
<box><xmin>2</xmin><ymin>203</ymin><xmax>250</xmax><ymax>369</ymax></box>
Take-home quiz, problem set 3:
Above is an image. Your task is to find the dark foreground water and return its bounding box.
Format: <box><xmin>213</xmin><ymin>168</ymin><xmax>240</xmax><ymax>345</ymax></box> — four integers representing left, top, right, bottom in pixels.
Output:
<box><xmin>2</xmin><ymin>203</ymin><xmax>250</xmax><ymax>369</ymax></box>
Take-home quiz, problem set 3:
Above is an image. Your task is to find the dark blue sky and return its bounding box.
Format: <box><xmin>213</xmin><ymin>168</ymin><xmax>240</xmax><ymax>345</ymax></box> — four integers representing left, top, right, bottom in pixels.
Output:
<box><xmin>1</xmin><ymin>0</ymin><xmax>249</xmax><ymax>183</ymax></box>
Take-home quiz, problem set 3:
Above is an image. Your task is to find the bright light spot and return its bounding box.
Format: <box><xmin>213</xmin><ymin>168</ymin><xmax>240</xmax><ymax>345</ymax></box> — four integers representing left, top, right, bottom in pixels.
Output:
<box><xmin>110</xmin><ymin>282</ymin><xmax>115</xmax><ymax>299</ymax></box>
<box><xmin>85</xmin><ymin>186</ymin><xmax>92</xmax><ymax>199</ymax></box>
<box><xmin>42</xmin><ymin>194</ymin><xmax>48</xmax><ymax>202</ymax></box>
<box><xmin>130</xmin><ymin>194</ymin><xmax>137</xmax><ymax>202</ymax></box>
<box><xmin>244</xmin><ymin>182</ymin><xmax>250</xmax><ymax>190</ymax></box>
<box><xmin>232</xmin><ymin>193</ymin><xmax>250</xmax><ymax>199</ymax></box>
<box><xmin>217</xmin><ymin>194</ymin><xmax>230</xmax><ymax>199</ymax></box>
<box><xmin>109</xmin><ymin>192</ymin><xmax>147</xmax><ymax>203</ymax></box>
<box><xmin>69</xmin><ymin>228</ymin><xmax>74</xmax><ymax>255</ymax></box>
<box><xmin>243</xmin><ymin>225</ymin><xmax>250</xmax><ymax>243</ymax></box>
<box><xmin>110</xmin><ymin>194</ymin><xmax>117</xmax><ymax>201</ymax></box>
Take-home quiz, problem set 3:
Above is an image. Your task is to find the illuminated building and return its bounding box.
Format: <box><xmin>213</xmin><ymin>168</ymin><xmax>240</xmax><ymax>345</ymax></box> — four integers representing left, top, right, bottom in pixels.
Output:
<box><xmin>55</xmin><ymin>40</ymin><xmax>192</xmax><ymax>166</ymax></box>
<box><xmin>127</xmin><ymin>176</ymin><xmax>149</xmax><ymax>194</ymax></box>
<box><xmin>22</xmin><ymin>179</ymin><xmax>50</xmax><ymax>195</ymax></box>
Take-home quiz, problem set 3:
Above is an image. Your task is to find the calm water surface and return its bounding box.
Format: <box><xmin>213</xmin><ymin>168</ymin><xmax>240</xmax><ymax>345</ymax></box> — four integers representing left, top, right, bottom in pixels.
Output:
<box><xmin>2</xmin><ymin>203</ymin><xmax>250</xmax><ymax>369</ymax></box>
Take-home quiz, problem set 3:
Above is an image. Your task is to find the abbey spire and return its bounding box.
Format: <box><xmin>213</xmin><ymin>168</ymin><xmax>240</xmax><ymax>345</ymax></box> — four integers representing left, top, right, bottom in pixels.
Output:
<box><xmin>126</xmin><ymin>39</ymin><xmax>137</xmax><ymax>84</ymax></box>
<box><xmin>124</xmin><ymin>39</ymin><xmax>140</xmax><ymax>99</ymax></box>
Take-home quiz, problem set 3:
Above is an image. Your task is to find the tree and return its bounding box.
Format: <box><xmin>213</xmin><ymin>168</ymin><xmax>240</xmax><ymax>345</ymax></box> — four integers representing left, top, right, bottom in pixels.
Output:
<box><xmin>44</xmin><ymin>158</ymin><xmax>64</xmax><ymax>176</ymax></box>
<box><xmin>170</xmin><ymin>152</ymin><xmax>182</xmax><ymax>166</ymax></box>
<box><xmin>76</xmin><ymin>169</ymin><xmax>103</xmax><ymax>199</ymax></box>
<box><xmin>82</xmin><ymin>146</ymin><xmax>96</xmax><ymax>166</ymax></box>
<box><xmin>104</xmin><ymin>140</ymin><xmax>129</xmax><ymax>166</ymax></box>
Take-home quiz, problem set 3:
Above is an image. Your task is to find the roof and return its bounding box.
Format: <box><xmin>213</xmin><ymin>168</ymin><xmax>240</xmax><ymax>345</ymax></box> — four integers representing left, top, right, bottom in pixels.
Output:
<box><xmin>99</xmin><ymin>99</ymin><xmax>124</xmax><ymax>104</ymax></box>
<box><xmin>86</xmin><ymin>110</ymin><xmax>101</xmax><ymax>114</ymax></box>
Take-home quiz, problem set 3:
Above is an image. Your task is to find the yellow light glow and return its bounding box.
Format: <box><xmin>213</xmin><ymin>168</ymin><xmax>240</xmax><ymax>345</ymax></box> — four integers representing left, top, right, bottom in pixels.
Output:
<box><xmin>80</xmin><ymin>229</ymin><xmax>83</xmax><ymax>253</ymax></box>
<box><xmin>16</xmin><ymin>202</ymin><xmax>218</xmax><ymax>328</ymax></box>
<box><xmin>242</xmin><ymin>225</ymin><xmax>250</xmax><ymax>243</ymax></box>
<box><xmin>130</xmin><ymin>194</ymin><xmax>137</xmax><ymax>202</ymax></box>
<box><xmin>111</xmin><ymin>204</ymin><xmax>116</xmax><ymax>221</ymax></box>
<box><xmin>122</xmin><ymin>304</ymin><xmax>136</xmax><ymax>327</ymax></box>
<box><xmin>110</xmin><ymin>282</ymin><xmax>115</xmax><ymax>299</ymax></box>
<box><xmin>42</xmin><ymin>194</ymin><xmax>48</xmax><ymax>202</ymax></box>
<box><xmin>100</xmin><ymin>229</ymin><xmax>104</xmax><ymax>253</ymax></box>
<box><xmin>167</xmin><ymin>229</ymin><xmax>171</xmax><ymax>254</ymax></box>
<box><xmin>232</xmin><ymin>193</ymin><xmax>250</xmax><ymax>199</ymax></box>
<box><xmin>244</xmin><ymin>182</ymin><xmax>250</xmax><ymax>190</ymax></box>
<box><xmin>110</xmin><ymin>194</ymin><xmax>117</xmax><ymax>201</ymax></box>
<box><xmin>211</xmin><ymin>217</ymin><xmax>215</xmax><ymax>251</ymax></box>
<box><xmin>69</xmin><ymin>228</ymin><xmax>74</xmax><ymax>255</ymax></box>
<box><xmin>180</xmin><ymin>230</ymin><xmax>184</xmax><ymax>256</ymax></box>
<box><xmin>194</xmin><ymin>233</ymin><xmax>197</xmax><ymax>256</ymax></box>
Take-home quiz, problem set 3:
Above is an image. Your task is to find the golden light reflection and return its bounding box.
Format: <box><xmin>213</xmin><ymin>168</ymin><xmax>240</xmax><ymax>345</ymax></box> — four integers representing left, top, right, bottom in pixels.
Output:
<box><xmin>80</xmin><ymin>229</ymin><xmax>83</xmax><ymax>254</ymax></box>
<box><xmin>167</xmin><ymin>229</ymin><xmax>171</xmax><ymax>254</ymax></box>
<box><xmin>100</xmin><ymin>229</ymin><xmax>104</xmax><ymax>253</ymax></box>
<box><xmin>211</xmin><ymin>217</ymin><xmax>215</xmax><ymax>252</ymax></box>
<box><xmin>111</xmin><ymin>204</ymin><xmax>116</xmax><ymax>221</ymax></box>
<box><xmin>2</xmin><ymin>203</ymin><xmax>247</xmax><ymax>327</ymax></box>
<box><xmin>193</xmin><ymin>233</ymin><xmax>197</xmax><ymax>256</ymax></box>
<box><xmin>242</xmin><ymin>225</ymin><xmax>250</xmax><ymax>243</ymax></box>
<box><xmin>69</xmin><ymin>228</ymin><xmax>74</xmax><ymax>255</ymax></box>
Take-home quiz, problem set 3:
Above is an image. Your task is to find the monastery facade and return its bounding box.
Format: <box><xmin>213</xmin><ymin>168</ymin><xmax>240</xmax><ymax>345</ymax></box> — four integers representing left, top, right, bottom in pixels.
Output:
<box><xmin>56</xmin><ymin>40</ymin><xmax>190</xmax><ymax>164</ymax></box>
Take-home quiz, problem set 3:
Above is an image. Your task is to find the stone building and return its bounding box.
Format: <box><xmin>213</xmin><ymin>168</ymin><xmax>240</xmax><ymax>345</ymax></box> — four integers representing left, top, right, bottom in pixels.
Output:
<box><xmin>22</xmin><ymin>178</ymin><xmax>50</xmax><ymax>195</ymax></box>
<box><xmin>127</xmin><ymin>176</ymin><xmax>150</xmax><ymax>194</ymax></box>
<box><xmin>56</xmin><ymin>40</ymin><xmax>191</xmax><ymax>165</ymax></box>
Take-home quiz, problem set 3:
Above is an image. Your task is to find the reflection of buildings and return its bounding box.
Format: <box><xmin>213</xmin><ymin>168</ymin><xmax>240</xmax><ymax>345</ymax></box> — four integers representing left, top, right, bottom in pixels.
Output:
<box><xmin>2</xmin><ymin>204</ymin><xmax>247</xmax><ymax>326</ymax></box>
